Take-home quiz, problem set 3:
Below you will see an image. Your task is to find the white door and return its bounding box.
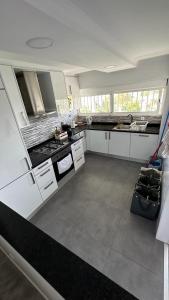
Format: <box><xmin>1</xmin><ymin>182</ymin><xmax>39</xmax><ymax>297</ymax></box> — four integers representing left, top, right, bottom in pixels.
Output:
<box><xmin>0</xmin><ymin>89</ymin><xmax>31</xmax><ymax>189</ymax></box>
<box><xmin>109</xmin><ymin>132</ymin><xmax>130</xmax><ymax>158</ymax></box>
<box><xmin>0</xmin><ymin>172</ymin><xmax>42</xmax><ymax>219</ymax></box>
<box><xmin>87</xmin><ymin>130</ymin><xmax>109</xmax><ymax>154</ymax></box>
<box><xmin>0</xmin><ymin>65</ymin><xmax>29</xmax><ymax>127</ymax></box>
<box><xmin>130</xmin><ymin>133</ymin><xmax>158</xmax><ymax>161</ymax></box>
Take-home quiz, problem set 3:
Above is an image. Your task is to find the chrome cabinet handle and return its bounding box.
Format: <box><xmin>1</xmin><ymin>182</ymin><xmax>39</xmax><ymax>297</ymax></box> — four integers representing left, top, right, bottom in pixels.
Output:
<box><xmin>40</xmin><ymin>169</ymin><xmax>50</xmax><ymax>177</ymax></box>
<box><xmin>37</xmin><ymin>162</ymin><xmax>48</xmax><ymax>170</ymax></box>
<box><xmin>25</xmin><ymin>157</ymin><xmax>30</xmax><ymax>170</ymax></box>
<box><xmin>30</xmin><ymin>173</ymin><xmax>35</xmax><ymax>184</ymax></box>
<box><xmin>105</xmin><ymin>132</ymin><xmax>107</xmax><ymax>140</ymax></box>
<box><xmin>44</xmin><ymin>181</ymin><xmax>53</xmax><ymax>190</ymax></box>
<box><xmin>109</xmin><ymin>132</ymin><xmax>111</xmax><ymax>140</ymax></box>
<box><xmin>77</xmin><ymin>157</ymin><xmax>82</xmax><ymax>162</ymax></box>
<box><xmin>138</xmin><ymin>134</ymin><xmax>149</xmax><ymax>137</ymax></box>
<box><xmin>75</xmin><ymin>147</ymin><xmax>81</xmax><ymax>152</ymax></box>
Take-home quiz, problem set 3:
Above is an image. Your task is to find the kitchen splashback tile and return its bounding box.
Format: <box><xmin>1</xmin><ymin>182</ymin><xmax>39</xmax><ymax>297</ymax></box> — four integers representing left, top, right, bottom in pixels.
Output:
<box><xmin>21</xmin><ymin>111</ymin><xmax>77</xmax><ymax>149</ymax></box>
<box><xmin>78</xmin><ymin>115</ymin><xmax>161</xmax><ymax>124</ymax></box>
<box><xmin>21</xmin><ymin>116</ymin><xmax>59</xmax><ymax>149</ymax></box>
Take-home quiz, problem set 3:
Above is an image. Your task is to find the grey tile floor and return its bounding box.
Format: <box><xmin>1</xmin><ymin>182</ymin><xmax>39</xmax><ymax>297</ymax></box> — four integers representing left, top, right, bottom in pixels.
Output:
<box><xmin>31</xmin><ymin>153</ymin><xmax>164</xmax><ymax>300</ymax></box>
<box><xmin>0</xmin><ymin>249</ymin><xmax>44</xmax><ymax>300</ymax></box>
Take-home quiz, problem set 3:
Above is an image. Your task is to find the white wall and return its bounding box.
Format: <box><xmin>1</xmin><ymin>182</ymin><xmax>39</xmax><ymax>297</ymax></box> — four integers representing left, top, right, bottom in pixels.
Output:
<box><xmin>78</xmin><ymin>55</ymin><xmax>169</xmax><ymax>95</ymax></box>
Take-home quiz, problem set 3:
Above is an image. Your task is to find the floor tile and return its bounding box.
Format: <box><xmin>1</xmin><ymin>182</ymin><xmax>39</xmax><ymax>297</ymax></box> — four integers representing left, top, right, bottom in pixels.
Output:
<box><xmin>31</xmin><ymin>153</ymin><xmax>163</xmax><ymax>300</ymax></box>
<box><xmin>103</xmin><ymin>249</ymin><xmax>163</xmax><ymax>300</ymax></box>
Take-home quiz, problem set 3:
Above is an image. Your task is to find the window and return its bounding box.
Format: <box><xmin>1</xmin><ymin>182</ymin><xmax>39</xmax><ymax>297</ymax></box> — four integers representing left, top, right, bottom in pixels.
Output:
<box><xmin>79</xmin><ymin>94</ymin><xmax>111</xmax><ymax>114</ymax></box>
<box><xmin>114</xmin><ymin>89</ymin><xmax>161</xmax><ymax>113</ymax></box>
<box><xmin>79</xmin><ymin>88</ymin><xmax>163</xmax><ymax>114</ymax></box>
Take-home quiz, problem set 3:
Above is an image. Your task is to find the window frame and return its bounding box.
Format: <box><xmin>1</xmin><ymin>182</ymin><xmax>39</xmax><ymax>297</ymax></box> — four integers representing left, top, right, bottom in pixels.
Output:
<box><xmin>79</xmin><ymin>94</ymin><xmax>112</xmax><ymax>115</ymax></box>
<box><xmin>78</xmin><ymin>87</ymin><xmax>164</xmax><ymax>116</ymax></box>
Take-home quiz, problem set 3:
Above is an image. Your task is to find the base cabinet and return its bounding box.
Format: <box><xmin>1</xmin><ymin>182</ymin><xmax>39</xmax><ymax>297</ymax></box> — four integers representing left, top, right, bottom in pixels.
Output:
<box><xmin>130</xmin><ymin>133</ymin><xmax>158</xmax><ymax>161</ymax></box>
<box><xmin>86</xmin><ymin>129</ymin><xmax>159</xmax><ymax>162</ymax></box>
<box><xmin>71</xmin><ymin>139</ymin><xmax>85</xmax><ymax>171</ymax></box>
<box><xmin>109</xmin><ymin>132</ymin><xmax>130</xmax><ymax>158</ymax></box>
<box><xmin>86</xmin><ymin>130</ymin><xmax>109</xmax><ymax>154</ymax></box>
<box><xmin>33</xmin><ymin>159</ymin><xmax>58</xmax><ymax>201</ymax></box>
<box><xmin>0</xmin><ymin>172</ymin><xmax>43</xmax><ymax>219</ymax></box>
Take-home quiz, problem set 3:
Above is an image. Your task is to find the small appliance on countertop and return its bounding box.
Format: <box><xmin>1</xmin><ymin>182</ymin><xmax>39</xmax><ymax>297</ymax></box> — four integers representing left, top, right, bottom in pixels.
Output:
<box><xmin>61</xmin><ymin>123</ymin><xmax>72</xmax><ymax>138</ymax></box>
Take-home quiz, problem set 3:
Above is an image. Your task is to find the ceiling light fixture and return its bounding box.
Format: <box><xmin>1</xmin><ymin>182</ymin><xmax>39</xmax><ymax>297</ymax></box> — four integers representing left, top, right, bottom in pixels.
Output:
<box><xmin>26</xmin><ymin>37</ymin><xmax>54</xmax><ymax>49</ymax></box>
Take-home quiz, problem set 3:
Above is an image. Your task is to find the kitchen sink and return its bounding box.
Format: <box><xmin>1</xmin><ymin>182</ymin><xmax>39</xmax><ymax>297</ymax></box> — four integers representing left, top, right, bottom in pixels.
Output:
<box><xmin>113</xmin><ymin>123</ymin><xmax>132</xmax><ymax>130</ymax></box>
<box><xmin>113</xmin><ymin>121</ymin><xmax>148</xmax><ymax>131</ymax></box>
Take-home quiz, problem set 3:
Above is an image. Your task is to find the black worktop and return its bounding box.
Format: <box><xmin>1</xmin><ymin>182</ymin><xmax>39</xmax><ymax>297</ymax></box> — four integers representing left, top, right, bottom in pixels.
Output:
<box><xmin>28</xmin><ymin>123</ymin><xmax>160</xmax><ymax>168</ymax></box>
<box><xmin>29</xmin><ymin>136</ymin><xmax>82</xmax><ymax>168</ymax></box>
<box><xmin>71</xmin><ymin>122</ymin><xmax>160</xmax><ymax>135</ymax></box>
<box><xmin>0</xmin><ymin>202</ymin><xmax>137</xmax><ymax>300</ymax></box>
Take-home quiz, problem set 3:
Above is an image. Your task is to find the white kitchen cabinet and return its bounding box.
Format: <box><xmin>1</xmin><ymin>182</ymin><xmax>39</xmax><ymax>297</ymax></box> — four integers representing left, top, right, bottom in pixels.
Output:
<box><xmin>79</xmin><ymin>131</ymin><xmax>87</xmax><ymax>152</ymax></box>
<box><xmin>71</xmin><ymin>139</ymin><xmax>85</xmax><ymax>171</ymax></box>
<box><xmin>50</xmin><ymin>71</ymin><xmax>67</xmax><ymax>100</ymax></box>
<box><xmin>87</xmin><ymin>130</ymin><xmax>109</xmax><ymax>154</ymax></box>
<box><xmin>109</xmin><ymin>132</ymin><xmax>130</xmax><ymax>158</ymax></box>
<box><xmin>33</xmin><ymin>158</ymin><xmax>52</xmax><ymax>176</ymax></box>
<box><xmin>130</xmin><ymin>133</ymin><xmax>158</xmax><ymax>161</ymax></box>
<box><xmin>0</xmin><ymin>172</ymin><xmax>42</xmax><ymax>219</ymax></box>
<box><xmin>0</xmin><ymin>65</ymin><xmax>29</xmax><ymax>128</ymax></box>
<box><xmin>65</xmin><ymin>76</ymin><xmax>80</xmax><ymax>108</ymax></box>
<box><xmin>33</xmin><ymin>160</ymin><xmax>58</xmax><ymax>201</ymax></box>
<box><xmin>0</xmin><ymin>89</ymin><xmax>31</xmax><ymax>190</ymax></box>
<box><xmin>65</xmin><ymin>76</ymin><xmax>80</xmax><ymax>97</ymax></box>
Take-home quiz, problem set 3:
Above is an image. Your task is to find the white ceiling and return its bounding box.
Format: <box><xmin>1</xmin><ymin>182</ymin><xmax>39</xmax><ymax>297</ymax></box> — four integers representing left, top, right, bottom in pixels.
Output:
<box><xmin>0</xmin><ymin>0</ymin><xmax>169</xmax><ymax>75</ymax></box>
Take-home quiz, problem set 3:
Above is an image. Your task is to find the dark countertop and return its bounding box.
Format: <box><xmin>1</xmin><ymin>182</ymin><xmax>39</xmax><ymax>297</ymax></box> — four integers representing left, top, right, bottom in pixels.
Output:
<box><xmin>0</xmin><ymin>202</ymin><xmax>137</xmax><ymax>300</ymax></box>
<box><xmin>71</xmin><ymin>123</ymin><xmax>160</xmax><ymax>135</ymax></box>
<box><xmin>29</xmin><ymin>136</ymin><xmax>82</xmax><ymax>168</ymax></box>
<box><xmin>29</xmin><ymin>123</ymin><xmax>160</xmax><ymax>168</ymax></box>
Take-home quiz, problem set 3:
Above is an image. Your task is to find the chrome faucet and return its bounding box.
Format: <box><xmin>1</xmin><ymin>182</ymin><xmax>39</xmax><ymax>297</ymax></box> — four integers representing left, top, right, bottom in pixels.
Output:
<box><xmin>127</xmin><ymin>114</ymin><xmax>133</xmax><ymax>124</ymax></box>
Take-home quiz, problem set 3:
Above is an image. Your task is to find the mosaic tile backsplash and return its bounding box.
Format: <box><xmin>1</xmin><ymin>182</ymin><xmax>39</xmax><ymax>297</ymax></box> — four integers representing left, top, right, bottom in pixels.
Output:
<box><xmin>21</xmin><ymin>111</ymin><xmax>77</xmax><ymax>149</ymax></box>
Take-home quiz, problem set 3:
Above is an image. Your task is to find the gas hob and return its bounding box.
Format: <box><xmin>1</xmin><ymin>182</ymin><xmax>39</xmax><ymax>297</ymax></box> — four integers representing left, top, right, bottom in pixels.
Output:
<box><xmin>33</xmin><ymin>140</ymin><xmax>69</xmax><ymax>156</ymax></box>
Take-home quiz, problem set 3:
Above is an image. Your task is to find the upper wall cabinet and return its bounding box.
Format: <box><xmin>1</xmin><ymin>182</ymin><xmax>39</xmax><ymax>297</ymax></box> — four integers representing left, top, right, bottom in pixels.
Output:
<box><xmin>0</xmin><ymin>65</ymin><xmax>29</xmax><ymax>128</ymax></box>
<box><xmin>50</xmin><ymin>71</ymin><xmax>67</xmax><ymax>100</ymax></box>
<box><xmin>65</xmin><ymin>76</ymin><xmax>80</xmax><ymax>109</ymax></box>
<box><xmin>65</xmin><ymin>76</ymin><xmax>80</xmax><ymax>97</ymax></box>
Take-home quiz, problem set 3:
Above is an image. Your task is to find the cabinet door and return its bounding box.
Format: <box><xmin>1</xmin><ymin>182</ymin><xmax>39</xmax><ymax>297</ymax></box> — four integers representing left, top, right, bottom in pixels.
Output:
<box><xmin>0</xmin><ymin>65</ymin><xmax>29</xmax><ymax>127</ymax></box>
<box><xmin>109</xmin><ymin>132</ymin><xmax>130</xmax><ymax>158</ymax></box>
<box><xmin>130</xmin><ymin>133</ymin><xmax>158</xmax><ymax>161</ymax></box>
<box><xmin>87</xmin><ymin>130</ymin><xmax>109</xmax><ymax>154</ymax></box>
<box><xmin>79</xmin><ymin>131</ymin><xmax>87</xmax><ymax>152</ymax></box>
<box><xmin>50</xmin><ymin>71</ymin><xmax>67</xmax><ymax>99</ymax></box>
<box><xmin>0</xmin><ymin>172</ymin><xmax>42</xmax><ymax>219</ymax></box>
<box><xmin>0</xmin><ymin>90</ymin><xmax>31</xmax><ymax>189</ymax></box>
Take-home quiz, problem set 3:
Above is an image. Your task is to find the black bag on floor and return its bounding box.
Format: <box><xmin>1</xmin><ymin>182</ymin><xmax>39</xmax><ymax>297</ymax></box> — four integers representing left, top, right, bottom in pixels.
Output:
<box><xmin>130</xmin><ymin>190</ymin><xmax>160</xmax><ymax>220</ymax></box>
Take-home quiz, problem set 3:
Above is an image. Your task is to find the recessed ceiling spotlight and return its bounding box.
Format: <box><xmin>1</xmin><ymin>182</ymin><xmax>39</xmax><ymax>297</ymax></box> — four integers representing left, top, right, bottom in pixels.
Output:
<box><xmin>106</xmin><ymin>65</ymin><xmax>117</xmax><ymax>69</ymax></box>
<box><xmin>26</xmin><ymin>37</ymin><xmax>54</xmax><ymax>49</ymax></box>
